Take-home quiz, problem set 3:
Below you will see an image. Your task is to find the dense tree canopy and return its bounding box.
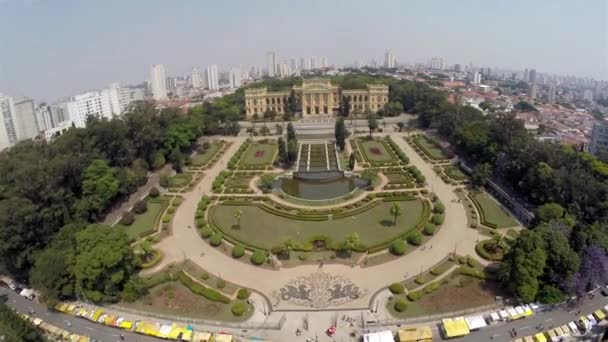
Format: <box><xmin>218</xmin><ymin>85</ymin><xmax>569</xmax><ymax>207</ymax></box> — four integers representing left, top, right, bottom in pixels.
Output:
<box><xmin>0</xmin><ymin>296</ymin><xmax>45</xmax><ymax>342</ymax></box>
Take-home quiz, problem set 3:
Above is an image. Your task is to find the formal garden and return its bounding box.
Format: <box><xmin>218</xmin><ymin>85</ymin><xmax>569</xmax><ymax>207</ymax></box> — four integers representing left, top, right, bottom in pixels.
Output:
<box><xmin>351</xmin><ymin>136</ymin><xmax>409</xmax><ymax>167</ymax></box>
<box><xmin>469</xmin><ymin>191</ymin><xmax>519</xmax><ymax>229</ymax></box>
<box><xmin>230</xmin><ymin>139</ymin><xmax>277</xmax><ymax>170</ymax></box>
<box><xmin>407</xmin><ymin>134</ymin><xmax>453</xmax><ymax>162</ymax></box>
<box><xmin>190</xmin><ymin>140</ymin><xmax>228</xmax><ymax>168</ymax></box>
<box><xmin>115</xmin><ymin>190</ymin><xmax>181</xmax><ymax>241</ymax></box>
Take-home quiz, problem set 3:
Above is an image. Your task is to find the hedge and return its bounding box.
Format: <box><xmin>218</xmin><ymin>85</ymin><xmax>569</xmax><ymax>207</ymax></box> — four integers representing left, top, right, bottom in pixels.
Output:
<box><xmin>389</xmin><ymin>282</ymin><xmax>405</xmax><ymax>294</ymax></box>
<box><xmin>457</xmin><ymin>266</ymin><xmax>486</xmax><ymax>279</ymax></box>
<box><xmin>431</xmin><ymin>213</ymin><xmax>444</xmax><ymax>225</ymax></box>
<box><xmin>200</xmin><ymin>225</ymin><xmax>213</xmax><ymax>238</ymax></box>
<box><xmin>407</xmin><ymin>290</ymin><xmax>424</xmax><ymax>301</ymax></box>
<box><xmin>237</xmin><ymin>288</ymin><xmax>250</xmax><ymax>300</ymax></box>
<box><xmin>196</xmin><ymin>218</ymin><xmax>206</xmax><ymax>228</ymax></box>
<box><xmin>433</xmin><ymin>202</ymin><xmax>444</xmax><ymax>214</ymax></box>
<box><xmin>209</xmin><ymin>233</ymin><xmax>223</xmax><ymax>246</ymax></box>
<box><xmin>176</xmin><ymin>271</ymin><xmax>230</xmax><ymax>303</ymax></box>
<box><xmin>390</xmin><ymin>240</ymin><xmax>408</xmax><ymax>255</ymax></box>
<box><xmin>394</xmin><ymin>299</ymin><xmax>408</xmax><ymax>312</ymax></box>
<box><xmin>232</xmin><ymin>244</ymin><xmax>245</xmax><ymax>258</ymax></box>
<box><xmin>407</xmin><ymin>232</ymin><xmax>423</xmax><ymax>246</ymax></box>
<box><xmin>250</xmin><ymin>250</ymin><xmax>267</xmax><ymax>265</ymax></box>
<box><xmin>140</xmin><ymin>249</ymin><xmax>164</xmax><ymax>269</ymax></box>
<box><xmin>475</xmin><ymin>240</ymin><xmax>504</xmax><ymax>261</ymax></box>
<box><xmin>414</xmin><ymin>276</ymin><xmax>426</xmax><ymax>285</ymax></box>
<box><xmin>231</xmin><ymin>302</ymin><xmax>247</xmax><ymax>316</ymax></box>
<box><xmin>423</xmin><ymin>223</ymin><xmax>437</xmax><ymax>236</ymax></box>
<box><xmin>423</xmin><ymin>282</ymin><xmax>440</xmax><ymax>294</ymax></box>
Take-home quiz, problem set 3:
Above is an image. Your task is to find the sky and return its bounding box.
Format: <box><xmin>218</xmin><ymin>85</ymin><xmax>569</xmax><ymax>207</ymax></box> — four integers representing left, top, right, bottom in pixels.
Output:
<box><xmin>1</xmin><ymin>0</ymin><xmax>607</xmax><ymax>102</ymax></box>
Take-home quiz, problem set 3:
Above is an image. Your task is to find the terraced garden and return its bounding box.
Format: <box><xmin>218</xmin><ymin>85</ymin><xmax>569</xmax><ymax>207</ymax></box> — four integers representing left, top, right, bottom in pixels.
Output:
<box><xmin>469</xmin><ymin>191</ymin><xmax>518</xmax><ymax>228</ymax></box>
<box><xmin>410</xmin><ymin>135</ymin><xmax>452</xmax><ymax>161</ymax></box>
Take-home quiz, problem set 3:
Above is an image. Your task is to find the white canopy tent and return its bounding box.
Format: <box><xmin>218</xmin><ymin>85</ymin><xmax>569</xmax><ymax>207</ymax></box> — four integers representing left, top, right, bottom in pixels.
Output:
<box><xmin>464</xmin><ymin>315</ymin><xmax>488</xmax><ymax>330</ymax></box>
<box><xmin>363</xmin><ymin>330</ymin><xmax>394</xmax><ymax>342</ymax></box>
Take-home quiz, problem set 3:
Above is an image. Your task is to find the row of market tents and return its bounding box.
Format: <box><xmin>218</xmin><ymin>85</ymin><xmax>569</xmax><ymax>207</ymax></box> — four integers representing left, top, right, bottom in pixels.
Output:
<box><xmin>441</xmin><ymin>304</ymin><xmax>538</xmax><ymax>339</ymax></box>
<box><xmin>19</xmin><ymin>313</ymin><xmax>90</xmax><ymax>342</ymax></box>
<box><xmin>53</xmin><ymin>302</ymin><xmax>262</xmax><ymax>342</ymax></box>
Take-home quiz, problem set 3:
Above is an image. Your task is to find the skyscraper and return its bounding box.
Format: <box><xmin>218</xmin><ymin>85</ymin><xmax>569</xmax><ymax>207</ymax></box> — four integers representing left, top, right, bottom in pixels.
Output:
<box><xmin>150</xmin><ymin>64</ymin><xmax>168</xmax><ymax>101</ymax></box>
<box><xmin>300</xmin><ymin>57</ymin><xmax>307</xmax><ymax>71</ymax></box>
<box><xmin>13</xmin><ymin>98</ymin><xmax>41</xmax><ymax>140</ymax></box>
<box><xmin>320</xmin><ymin>56</ymin><xmax>328</xmax><ymax>69</ymax></box>
<box><xmin>229</xmin><ymin>68</ymin><xmax>242</xmax><ymax>89</ymax></box>
<box><xmin>384</xmin><ymin>50</ymin><xmax>395</xmax><ymax>68</ymax></box>
<box><xmin>528</xmin><ymin>84</ymin><xmax>538</xmax><ymax>100</ymax></box>
<box><xmin>266</xmin><ymin>51</ymin><xmax>277</xmax><ymax>77</ymax></box>
<box><xmin>548</xmin><ymin>84</ymin><xmax>557</xmax><ymax>103</ymax></box>
<box><xmin>473</xmin><ymin>72</ymin><xmax>482</xmax><ymax>85</ymax></box>
<box><xmin>192</xmin><ymin>67</ymin><xmax>202</xmax><ymax>88</ymax></box>
<box><xmin>206</xmin><ymin>65</ymin><xmax>219</xmax><ymax>90</ymax></box>
<box><xmin>0</xmin><ymin>94</ymin><xmax>18</xmax><ymax>150</ymax></box>
<box><xmin>429</xmin><ymin>58</ymin><xmax>443</xmax><ymax>70</ymax></box>
<box><xmin>529</xmin><ymin>69</ymin><xmax>537</xmax><ymax>85</ymax></box>
<box><xmin>290</xmin><ymin>58</ymin><xmax>298</xmax><ymax>73</ymax></box>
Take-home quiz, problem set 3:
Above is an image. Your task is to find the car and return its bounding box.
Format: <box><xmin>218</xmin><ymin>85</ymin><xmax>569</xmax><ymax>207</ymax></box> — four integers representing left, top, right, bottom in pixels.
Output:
<box><xmin>601</xmin><ymin>287</ymin><xmax>608</xmax><ymax>297</ymax></box>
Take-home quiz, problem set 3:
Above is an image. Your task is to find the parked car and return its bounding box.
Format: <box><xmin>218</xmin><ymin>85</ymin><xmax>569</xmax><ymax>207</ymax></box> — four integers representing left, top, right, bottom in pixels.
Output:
<box><xmin>19</xmin><ymin>288</ymin><xmax>35</xmax><ymax>300</ymax></box>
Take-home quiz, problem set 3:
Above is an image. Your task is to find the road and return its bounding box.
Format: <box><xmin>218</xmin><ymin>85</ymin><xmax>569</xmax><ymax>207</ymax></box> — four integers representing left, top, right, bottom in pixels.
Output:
<box><xmin>1</xmin><ymin>288</ymin><xmax>158</xmax><ymax>342</ymax></box>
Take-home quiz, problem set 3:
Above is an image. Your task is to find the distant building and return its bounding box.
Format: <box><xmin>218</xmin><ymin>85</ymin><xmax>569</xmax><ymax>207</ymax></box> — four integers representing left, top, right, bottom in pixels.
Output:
<box><xmin>266</xmin><ymin>51</ymin><xmax>277</xmax><ymax>77</ymax></box>
<box><xmin>429</xmin><ymin>58</ymin><xmax>443</xmax><ymax>70</ymax></box>
<box><xmin>13</xmin><ymin>98</ymin><xmax>42</xmax><ymax>140</ymax></box>
<box><xmin>384</xmin><ymin>50</ymin><xmax>396</xmax><ymax>68</ymax></box>
<box><xmin>65</xmin><ymin>91</ymin><xmax>113</xmax><ymax>128</ymax></box>
<box><xmin>320</xmin><ymin>56</ymin><xmax>328</xmax><ymax>68</ymax></box>
<box><xmin>244</xmin><ymin>78</ymin><xmax>388</xmax><ymax>118</ymax></box>
<box><xmin>192</xmin><ymin>67</ymin><xmax>202</xmax><ymax>88</ymax></box>
<box><xmin>583</xmin><ymin>89</ymin><xmax>594</xmax><ymax>101</ymax></box>
<box><xmin>150</xmin><ymin>64</ymin><xmax>168</xmax><ymax>101</ymax></box>
<box><xmin>528</xmin><ymin>84</ymin><xmax>538</xmax><ymax>100</ymax></box>
<box><xmin>229</xmin><ymin>68</ymin><xmax>242</xmax><ymax>89</ymax></box>
<box><xmin>205</xmin><ymin>65</ymin><xmax>219</xmax><ymax>91</ymax></box>
<box><xmin>473</xmin><ymin>72</ymin><xmax>481</xmax><ymax>85</ymax></box>
<box><xmin>43</xmin><ymin>120</ymin><xmax>72</xmax><ymax>142</ymax></box>
<box><xmin>590</xmin><ymin>122</ymin><xmax>608</xmax><ymax>155</ymax></box>
<box><xmin>0</xmin><ymin>94</ymin><xmax>18</xmax><ymax>150</ymax></box>
<box><xmin>454</xmin><ymin>64</ymin><xmax>463</xmax><ymax>72</ymax></box>
<box><xmin>548</xmin><ymin>84</ymin><xmax>557</xmax><ymax>103</ymax></box>
<box><xmin>529</xmin><ymin>69</ymin><xmax>537</xmax><ymax>85</ymax></box>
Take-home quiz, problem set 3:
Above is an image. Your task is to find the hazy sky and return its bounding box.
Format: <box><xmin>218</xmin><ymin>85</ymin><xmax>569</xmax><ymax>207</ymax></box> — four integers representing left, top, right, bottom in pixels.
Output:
<box><xmin>1</xmin><ymin>0</ymin><xmax>607</xmax><ymax>101</ymax></box>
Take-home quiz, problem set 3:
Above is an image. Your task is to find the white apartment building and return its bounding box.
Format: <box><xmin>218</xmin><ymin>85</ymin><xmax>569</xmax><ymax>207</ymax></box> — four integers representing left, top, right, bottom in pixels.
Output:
<box><xmin>473</xmin><ymin>72</ymin><xmax>482</xmax><ymax>85</ymax></box>
<box><xmin>206</xmin><ymin>65</ymin><xmax>219</xmax><ymax>91</ymax></box>
<box><xmin>266</xmin><ymin>51</ymin><xmax>277</xmax><ymax>77</ymax></box>
<box><xmin>0</xmin><ymin>94</ymin><xmax>18</xmax><ymax>150</ymax></box>
<box><xmin>384</xmin><ymin>50</ymin><xmax>396</xmax><ymax>68</ymax></box>
<box><xmin>229</xmin><ymin>68</ymin><xmax>242</xmax><ymax>89</ymax></box>
<box><xmin>65</xmin><ymin>91</ymin><xmax>113</xmax><ymax>128</ymax></box>
<box><xmin>13</xmin><ymin>98</ymin><xmax>42</xmax><ymax>140</ymax></box>
<box><xmin>107</xmin><ymin>83</ymin><xmax>144</xmax><ymax>114</ymax></box>
<box><xmin>192</xmin><ymin>67</ymin><xmax>202</xmax><ymax>88</ymax></box>
<box><xmin>150</xmin><ymin>64</ymin><xmax>168</xmax><ymax>101</ymax></box>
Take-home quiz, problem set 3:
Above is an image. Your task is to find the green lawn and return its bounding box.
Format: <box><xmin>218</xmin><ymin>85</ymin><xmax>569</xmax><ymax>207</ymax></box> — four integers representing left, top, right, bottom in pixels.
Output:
<box><xmin>413</xmin><ymin>136</ymin><xmax>449</xmax><ymax>160</ymax></box>
<box><xmin>169</xmin><ymin>173</ymin><xmax>193</xmax><ymax>187</ymax></box>
<box><xmin>191</xmin><ymin>142</ymin><xmax>222</xmax><ymax>166</ymax></box>
<box><xmin>225</xmin><ymin>174</ymin><xmax>254</xmax><ymax>188</ymax></box>
<box><xmin>384</xmin><ymin>172</ymin><xmax>412</xmax><ymax>184</ymax></box>
<box><xmin>208</xmin><ymin>200</ymin><xmax>426</xmax><ymax>250</ymax></box>
<box><xmin>443</xmin><ymin>165</ymin><xmax>468</xmax><ymax>180</ymax></box>
<box><xmin>238</xmin><ymin>142</ymin><xmax>277</xmax><ymax>166</ymax></box>
<box><xmin>358</xmin><ymin>139</ymin><xmax>396</xmax><ymax>162</ymax></box>
<box><xmin>470</xmin><ymin>192</ymin><xmax>518</xmax><ymax>228</ymax></box>
<box><xmin>116</xmin><ymin>199</ymin><xmax>168</xmax><ymax>240</ymax></box>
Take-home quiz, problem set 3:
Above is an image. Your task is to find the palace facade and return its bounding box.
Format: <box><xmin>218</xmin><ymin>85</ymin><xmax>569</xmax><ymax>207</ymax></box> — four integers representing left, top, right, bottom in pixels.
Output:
<box><xmin>244</xmin><ymin>78</ymin><xmax>389</xmax><ymax>119</ymax></box>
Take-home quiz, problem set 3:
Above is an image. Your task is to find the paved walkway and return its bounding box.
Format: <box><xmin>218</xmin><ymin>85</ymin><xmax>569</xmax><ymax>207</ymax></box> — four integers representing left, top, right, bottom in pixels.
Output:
<box><xmin>151</xmin><ymin>133</ymin><xmax>486</xmax><ymax>311</ymax></box>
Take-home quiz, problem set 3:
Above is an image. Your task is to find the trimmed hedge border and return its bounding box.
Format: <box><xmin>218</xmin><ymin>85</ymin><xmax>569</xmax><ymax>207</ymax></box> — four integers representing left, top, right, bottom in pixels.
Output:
<box><xmin>468</xmin><ymin>193</ymin><xmax>499</xmax><ymax>229</ymax></box>
<box><xmin>475</xmin><ymin>239</ymin><xmax>504</xmax><ymax>261</ymax></box>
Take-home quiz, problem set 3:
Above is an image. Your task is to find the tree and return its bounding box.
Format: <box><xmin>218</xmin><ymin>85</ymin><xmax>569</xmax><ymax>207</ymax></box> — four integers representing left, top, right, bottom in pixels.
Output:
<box><xmin>288</xmin><ymin>90</ymin><xmax>298</xmax><ymax>115</ymax></box>
<box><xmin>80</xmin><ymin>159</ymin><xmax>120</xmax><ymax>219</ymax></box>
<box><xmin>334</xmin><ymin>117</ymin><xmax>348</xmax><ymax>151</ymax></box>
<box><xmin>341</xmin><ymin>233</ymin><xmax>361</xmax><ymax>256</ymax></box>
<box><xmin>286</xmin><ymin>122</ymin><xmax>296</xmax><ymax>142</ymax></box>
<box><xmin>367</xmin><ymin>113</ymin><xmax>378</xmax><ymax>137</ymax></box>
<box><xmin>514</xmin><ymin>100</ymin><xmax>538</xmax><ymax>112</ymax></box>
<box><xmin>566</xmin><ymin>245</ymin><xmax>608</xmax><ymax>297</ymax></box>
<box><xmin>379</xmin><ymin>102</ymin><xmax>402</xmax><ymax>117</ymax></box>
<box><xmin>259</xmin><ymin>125</ymin><xmax>270</xmax><ymax>136</ymax></box>
<box><xmin>233</xmin><ymin>209</ymin><xmax>243</xmax><ymax>228</ymax></box>
<box><xmin>263</xmin><ymin>109</ymin><xmax>277</xmax><ymax>121</ymax></box>
<box><xmin>278</xmin><ymin>239</ymin><xmax>297</xmax><ymax>259</ymax></box>
<box><xmin>470</xmin><ymin>163</ymin><xmax>492</xmax><ymax>188</ymax></box>
<box><xmin>389</xmin><ymin>203</ymin><xmax>403</xmax><ymax>226</ymax></box>
<box><xmin>74</xmin><ymin>224</ymin><xmax>135</xmax><ymax>302</ymax></box>
<box><xmin>287</xmin><ymin>139</ymin><xmax>298</xmax><ymax>164</ymax></box>
<box><xmin>274</xmin><ymin>123</ymin><xmax>283</xmax><ymax>136</ymax></box>
<box><xmin>348</xmin><ymin>153</ymin><xmax>356</xmax><ymax>170</ymax></box>
<box><xmin>341</xmin><ymin>96</ymin><xmax>351</xmax><ymax>117</ymax></box>
<box><xmin>536</xmin><ymin>203</ymin><xmax>565</xmax><ymax>223</ymax></box>
<box><xmin>259</xmin><ymin>174</ymin><xmax>275</xmax><ymax>193</ymax></box>
<box><xmin>152</xmin><ymin>151</ymin><xmax>166</xmax><ymax>169</ymax></box>
<box><xmin>361</xmin><ymin>169</ymin><xmax>377</xmax><ymax>186</ymax></box>
<box><xmin>0</xmin><ymin>298</ymin><xmax>46</xmax><ymax>341</ymax></box>
<box><xmin>277</xmin><ymin>137</ymin><xmax>289</xmax><ymax>164</ymax></box>
<box><xmin>169</xmin><ymin>148</ymin><xmax>184</xmax><ymax>173</ymax></box>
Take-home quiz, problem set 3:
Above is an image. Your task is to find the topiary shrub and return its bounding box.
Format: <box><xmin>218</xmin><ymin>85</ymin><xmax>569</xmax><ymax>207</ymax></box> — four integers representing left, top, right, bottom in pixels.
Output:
<box><xmin>424</xmin><ymin>282</ymin><xmax>440</xmax><ymax>294</ymax></box>
<box><xmin>433</xmin><ymin>202</ymin><xmax>444</xmax><ymax>214</ymax></box>
<box><xmin>407</xmin><ymin>290</ymin><xmax>423</xmax><ymax>301</ymax></box>
<box><xmin>423</xmin><ymin>223</ymin><xmax>437</xmax><ymax>236</ymax></box>
<box><xmin>232</xmin><ymin>244</ymin><xmax>245</xmax><ymax>258</ymax></box>
<box><xmin>196</xmin><ymin>218</ymin><xmax>206</xmax><ymax>228</ymax></box>
<box><xmin>167</xmin><ymin>207</ymin><xmax>175</xmax><ymax>214</ymax></box>
<box><xmin>209</xmin><ymin>233</ymin><xmax>222</xmax><ymax>246</ymax></box>
<box><xmin>200</xmin><ymin>225</ymin><xmax>213</xmax><ymax>238</ymax></box>
<box><xmin>120</xmin><ymin>211</ymin><xmax>135</xmax><ymax>226</ymax></box>
<box><xmin>216</xmin><ymin>278</ymin><xmax>226</xmax><ymax>289</ymax></box>
<box><xmin>133</xmin><ymin>200</ymin><xmax>148</xmax><ymax>214</ymax></box>
<box><xmin>394</xmin><ymin>299</ymin><xmax>408</xmax><ymax>312</ymax></box>
<box><xmin>390</xmin><ymin>239</ymin><xmax>408</xmax><ymax>255</ymax></box>
<box><xmin>414</xmin><ymin>276</ymin><xmax>426</xmax><ymax>285</ymax></box>
<box><xmin>237</xmin><ymin>288</ymin><xmax>250</xmax><ymax>300</ymax></box>
<box><xmin>149</xmin><ymin>187</ymin><xmax>160</xmax><ymax>198</ymax></box>
<box><xmin>200</xmin><ymin>272</ymin><xmax>210</xmax><ymax>280</ymax></box>
<box><xmin>389</xmin><ymin>282</ymin><xmax>405</xmax><ymax>294</ymax></box>
<box><xmin>162</xmin><ymin>215</ymin><xmax>172</xmax><ymax>223</ymax></box>
<box><xmin>231</xmin><ymin>302</ymin><xmax>247</xmax><ymax>316</ymax></box>
<box><xmin>407</xmin><ymin>232</ymin><xmax>423</xmax><ymax>246</ymax></box>
<box><xmin>431</xmin><ymin>213</ymin><xmax>444</xmax><ymax>225</ymax></box>
<box><xmin>250</xmin><ymin>250</ymin><xmax>267</xmax><ymax>265</ymax></box>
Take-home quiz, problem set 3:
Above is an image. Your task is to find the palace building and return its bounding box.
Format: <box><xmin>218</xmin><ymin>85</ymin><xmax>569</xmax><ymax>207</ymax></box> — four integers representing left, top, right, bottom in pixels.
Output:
<box><xmin>244</xmin><ymin>78</ymin><xmax>389</xmax><ymax>119</ymax></box>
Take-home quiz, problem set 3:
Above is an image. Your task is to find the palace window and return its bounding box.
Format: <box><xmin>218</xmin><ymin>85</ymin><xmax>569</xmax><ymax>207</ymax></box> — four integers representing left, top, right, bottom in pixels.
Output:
<box><xmin>266</xmin><ymin>98</ymin><xmax>270</xmax><ymax>105</ymax></box>
<box><xmin>324</xmin><ymin>106</ymin><xmax>328</xmax><ymax>114</ymax></box>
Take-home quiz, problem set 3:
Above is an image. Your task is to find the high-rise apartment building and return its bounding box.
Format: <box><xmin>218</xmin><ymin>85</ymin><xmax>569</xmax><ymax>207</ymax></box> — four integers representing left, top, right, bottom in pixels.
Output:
<box><xmin>473</xmin><ymin>72</ymin><xmax>482</xmax><ymax>85</ymax></box>
<box><xmin>13</xmin><ymin>98</ymin><xmax>41</xmax><ymax>140</ymax></box>
<box><xmin>290</xmin><ymin>58</ymin><xmax>298</xmax><ymax>73</ymax></box>
<box><xmin>229</xmin><ymin>68</ymin><xmax>242</xmax><ymax>89</ymax></box>
<box><xmin>150</xmin><ymin>64</ymin><xmax>168</xmax><ymax>101</ymax></box>
<box><xmin>65</xmin><ymin>91</ymin><xmax>113</xmax><ymax>128</ymax></box>
<box><xmin>320</xmin><ymin>56</ymin><xmax>328</xmax><ymax>69</ymax></box>
<box><xmin>206</xmin><ymin>65</ymin><xmax>219</xmax><ymax>90</ymax></box>
<box><xmin>429</xmin><ymin>58</ymin><xmax>443</xmax><ymax>70</ymax></box>
<box><xmin>528</xmin><ymin>84</ymin><xmax>538</xmax><ymax>100</ymax></box>
<box><xmin>192</xmin><ymin>67</ymin><xmax>202</xmax><ymax>88</ymax></box>
<box><xmin>0</xmin><ymin>94</ymin><xmax>18</xmax><ymax>150</ymax></box>
<box><xmin>529</xmin><ymin>69</ymin><xmax>537</xmax><ymax>85</ymax></box>
<box><xmin>548</xmin><ymin>84</ymin><xmax>557</xmax><ymax>103</ymax></box>
<box><xmin>266</xmin><ymin>51</ymin><xmax>277</xmax><ymax>77</ymax></box>
<box><xmin>107</xmin><ymin>83</ymin><xmax>144</xmax><ymax>114</ymax></box>
<box><xmin>384</xmin><ymin>50</ymin><xmax>396</xmax><ymax>68</ymax></box>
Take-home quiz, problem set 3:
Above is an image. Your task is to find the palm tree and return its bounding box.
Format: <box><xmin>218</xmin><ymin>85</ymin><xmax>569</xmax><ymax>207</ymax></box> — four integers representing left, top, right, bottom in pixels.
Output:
<box><xmin>390</xmin><ymin>203</ymin><xmax>403</xmax><ymax>226</ymax></box>
<box><xmin>233</xmin><ymin>209</ymin><xmax>243</xmax><ymax>228</ymax></box>
<box><xmin>342</xmin><ymin>233</ymin><xmax>361</xmax><ymax>256</ymax></box>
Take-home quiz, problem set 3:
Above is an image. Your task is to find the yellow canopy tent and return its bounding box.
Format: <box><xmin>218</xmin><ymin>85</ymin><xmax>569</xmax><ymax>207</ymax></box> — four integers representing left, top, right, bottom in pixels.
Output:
<box><xmin>398</xmin><ymin>327</ymin><xmax>433</xmax><ymax>341</ymax></box>
<box><xmin>90</xmin><ymin>309</ymin><xmax>103</xmax><ymax>322</ymax></box>
<box><xmin>181</xmin><ymin>330</ymin><xmax>193</xmax><ymax>341</ymax></box>
<box><xmin>215</xmin><ymin>333</ymin><xmax>234</xmax><ymax>342</ymax></box>
<box><xmin>523</xmin><ymin>336</ymin><xmax>534</xmax><ymax>342</ymax></box>
<box><xmin>119</xmin><ymin>320</ymin><xmax>133</xmax><ymax>330</ymax></box>
<box><xmin>594</xmin><ymin>309</ymin><xmax>606</xmax><ymax>321</ymax></box>
<box><xmin>192</xmin><ymin>332</ymin><xmax>212</xmax><ymax>342</ymax></box>
<box><xmin>441</xmin><ymin>318</ymin><xmax>470</xmax><ymax>338</ymax></box>
<box><xmin>534</xmin><ymin>333</ymin><xmax>547</xmax><ymax>342</ymax></box>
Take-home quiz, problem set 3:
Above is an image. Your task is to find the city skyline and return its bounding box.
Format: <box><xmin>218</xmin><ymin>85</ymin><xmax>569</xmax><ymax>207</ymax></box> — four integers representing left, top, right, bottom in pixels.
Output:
<box><xmin>0</xmin><ymin>0</ymin><xmax>607</xmax><ymax>101</ymax></box>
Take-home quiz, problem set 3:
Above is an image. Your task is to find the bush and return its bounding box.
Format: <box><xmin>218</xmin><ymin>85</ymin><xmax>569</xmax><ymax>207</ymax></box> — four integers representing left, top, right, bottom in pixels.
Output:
<box><xmin>250</xmin><ymin>250</ymin><xmax>267</xmax><ymax>265</ymax></box>
<box><xmin>390</xmin><ymin>240</ymin><xmax>408</xmax><ymax>255</ymax></box>
<box><xmin>407</xmin><ymin>232</ymin><xmax>423</xmax><ymax>246</ymax></box>
<box><xmin>423</xmin><ymin>282</ymin><xmax>440</xmax><ymax>294</ymax></box>
<box><xmin>162</xmin><ymin>215</ymin><xmax>171</xmax><ymax>223</ymax></box>
<box><xmin>431</xmin><ymin>213</ymin><xmax>444</xmax><ymax>225</ymax></box>
<box><xmin>407</xmin><ymin>290</ymin><xmax>423</xmax><ymax>301</ymax></box>
<box><xmin>433</xmin><ymin>202</ymin><xmax>444</xmax><ymax>214</ymax></box>
<box><xmin>458</xmin><ymin>266</ymin><xmax>486</xmax><ymax>279</ymax></box>
<box><xmin>120</xmin><ymin>212</ymin><xmax>135</xmax><ymax>226</ymax></box>
<box><xmin>176</xmin><ymin>271</ymin><xmax>230</xmax><ymax>303</ymax></box>
<box><xmin>149</xmin><ymin>187</ymin><xmax>160</xmax><ymax>198</ymax></box>
<box><xmin>237</xmin><ymin>288</ymin><xmax>250</xmax><ymax>300</ymax></box>
<box><xmin>232</xmin><ymin>244</ymin><xmax>245</xmax><ymax>258</ymax></box>
<box><xmin>133</xmin><ymin>200</ymin><xmax>148</xmax><ymax>214</ymax></box>
<box><xmin>414</xmin><ymin>276</ymin><xmax>426</xmax><ymax>285</ymax></box>
<box><xmin>173</xmin><ymin>198</ymin><xmax>183</xmax><ymax>206</ymax></box>
<box><xmin>423</xmin><ymin>223</ymin><xmax>437</xmax><ymax>236</ymax></box>
<box><xmin>231</xmin><ymin>302</ymin><xmax>247</xmax><ymax>316</ymax></box>
<box><xmin>167</xmin><ymin>207</ymin><xmax>175</xmax><ymax>214</ymax></box>
<box><xmin>394</xmin><ymin>299</ymin><xmax>408</xmax><ymax>312</ymax></box>
<box><xmin>209</xmin><ymin>233</ymin><xmax>223</xmax><ymax>246</ymax></box>
<box><xmin>196</xmin><ymin>218</ymin><xmax>206</xmax><ymax>228</ymax></box>
<box><xmin>200</xmin><ymin>226</ymin><xmax>213</xmax><ymax>238</ymax></box>
<box><xmin>389</xmin><ymin>282</ymin><xmax>405</xmax><ymax>294</ymax></box>
<box><xmin>216</xmin><ymin>278</ymin><xmax>226</xmax><ymax>289</ymax></box>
